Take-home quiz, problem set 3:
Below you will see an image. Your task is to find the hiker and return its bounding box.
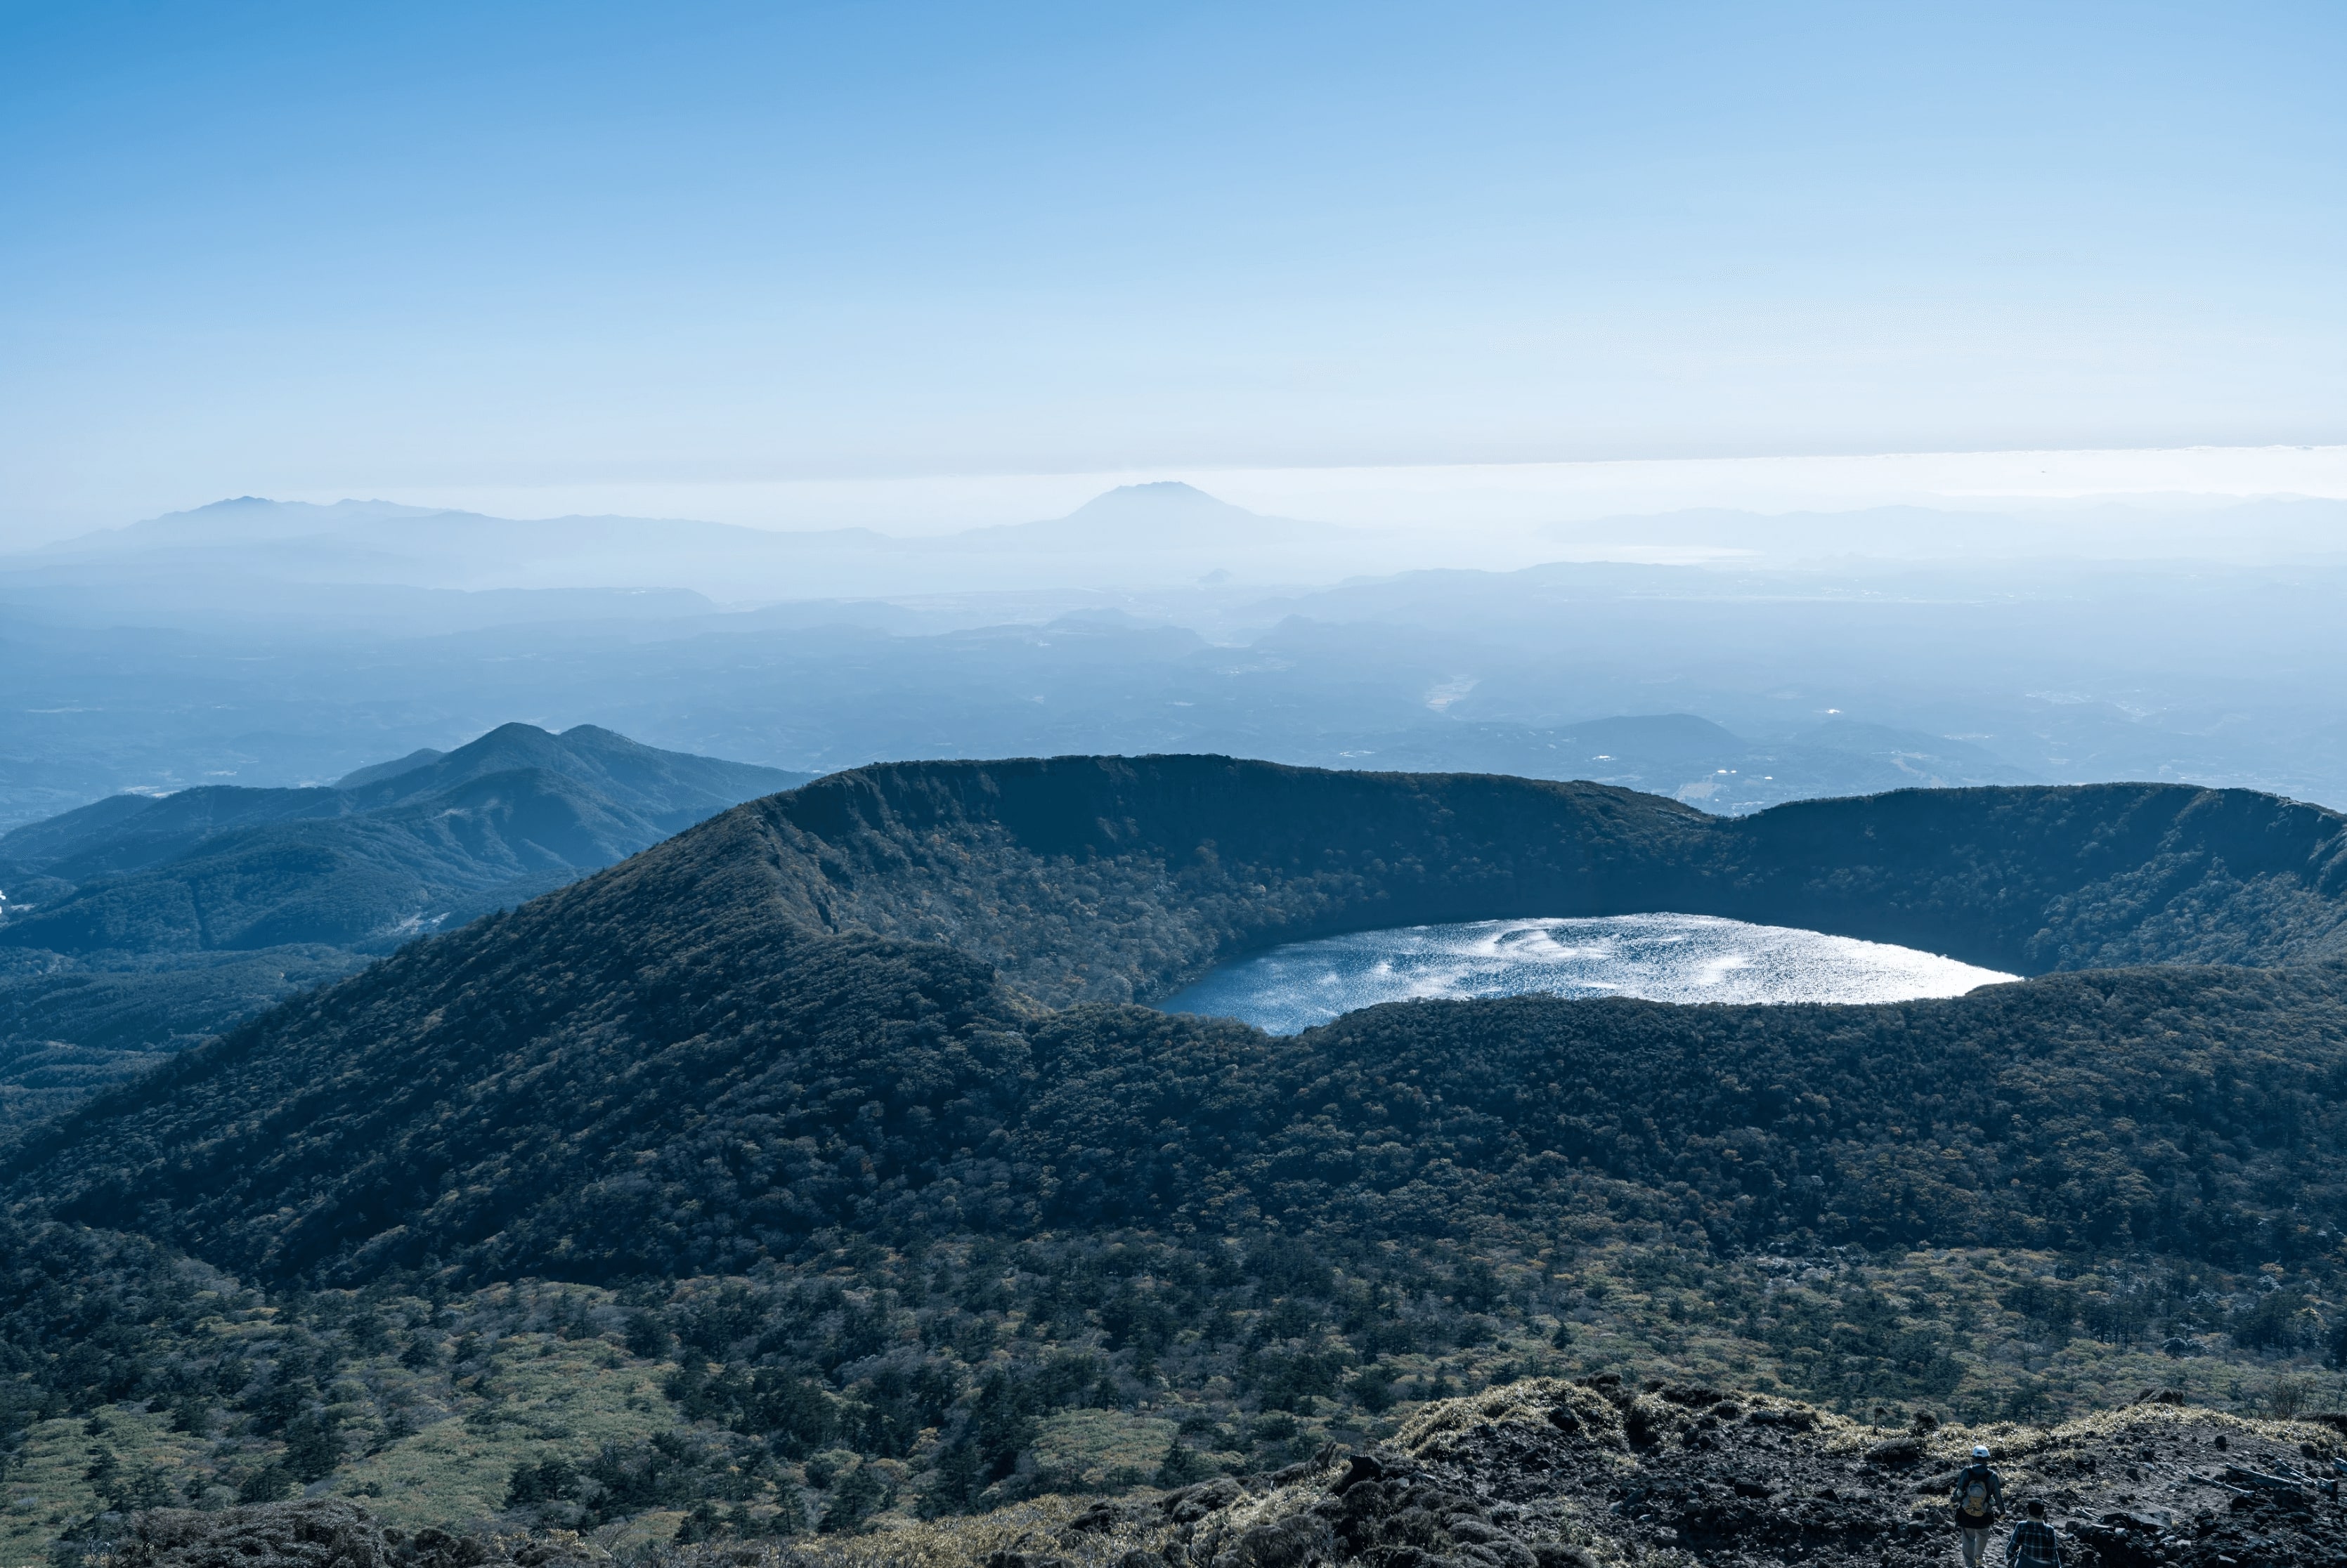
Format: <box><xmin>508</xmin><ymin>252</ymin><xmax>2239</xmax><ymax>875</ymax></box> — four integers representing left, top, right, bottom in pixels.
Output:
<box><xmin>2003</xmin><ymin>1500</ymin><xmax>2061</xmax><ymax>1567</ymax></box>
<box><xmin>1951</xmin><ymin>1444</ymin><xmax>2005</xmax><ymax>1567</ymax></box>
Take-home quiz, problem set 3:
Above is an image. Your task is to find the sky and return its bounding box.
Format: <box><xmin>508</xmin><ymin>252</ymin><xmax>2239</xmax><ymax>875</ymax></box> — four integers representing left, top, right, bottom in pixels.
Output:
<box><xmin>2</xmin><ymin>1</ymin><xmax>2343</xmax><ymax>542</ymax></box>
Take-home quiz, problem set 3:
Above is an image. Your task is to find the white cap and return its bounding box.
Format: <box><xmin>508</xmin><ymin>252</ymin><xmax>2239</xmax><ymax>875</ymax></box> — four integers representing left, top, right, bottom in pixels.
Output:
<box><xmin>1973</xmin><ymin>1445</ymin><xmax>1990</xmax><ymax>1458</ymax></box>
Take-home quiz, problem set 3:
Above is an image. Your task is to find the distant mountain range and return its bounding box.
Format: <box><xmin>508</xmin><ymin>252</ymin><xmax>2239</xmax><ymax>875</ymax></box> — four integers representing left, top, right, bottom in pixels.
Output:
<box><xmin>2</xmin><ymin>483</ymin><xmax>1365</xmax><ymax>620</ymax></box>
<box><xmin>13</xmin><ymin>484</ymin><xmax>2347</xmax><ymax>853</ymax></box>
<box><xmin>0</xmin><ymin>724</ymin><xmax>809</xmax><ymax>1125</ymax></box>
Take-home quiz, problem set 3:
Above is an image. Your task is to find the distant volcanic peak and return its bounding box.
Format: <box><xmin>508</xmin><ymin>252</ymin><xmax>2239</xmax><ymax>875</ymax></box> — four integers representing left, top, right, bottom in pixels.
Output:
<box><xmin>1072</xmin><ymin>480</ymin><xmax>1223</xmax><ymax>508</ymax></box>
<box><xmin>939</xmin><ymin>479</ymin><xmax>1355</xmax><ymax>555</ymax></box>
<box><xmin>1055</xmin><ymin>481</ymin><xmax>1260</xmax><ymax>528</ymax></box>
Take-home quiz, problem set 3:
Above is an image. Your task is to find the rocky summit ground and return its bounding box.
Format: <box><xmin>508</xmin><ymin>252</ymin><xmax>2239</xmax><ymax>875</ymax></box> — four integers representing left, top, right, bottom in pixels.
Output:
<box><xmin>93</xmin><ymin>1380</ymin><xmax>2347</xmax><ymax>1568</ymax></box>
<box><xmin>1017</xmin><ymin>1380</ymin><xmax>2347</xmax><ymax>1568</ymax></box>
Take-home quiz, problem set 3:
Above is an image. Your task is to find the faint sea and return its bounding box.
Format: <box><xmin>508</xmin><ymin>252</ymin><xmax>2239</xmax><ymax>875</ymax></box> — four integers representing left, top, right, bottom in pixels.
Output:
<box><xmin>1159</xmin><ymin>912</ymin><xmax>2019</xmax><ymax>1036</ymax></box>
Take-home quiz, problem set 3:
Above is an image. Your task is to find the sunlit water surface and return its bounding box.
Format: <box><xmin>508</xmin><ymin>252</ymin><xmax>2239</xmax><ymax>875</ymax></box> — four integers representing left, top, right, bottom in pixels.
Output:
<box><xmin>1161</xmin><ymin>913</ymin><xmax>2017</xmax><ymax>1035</ymax></box>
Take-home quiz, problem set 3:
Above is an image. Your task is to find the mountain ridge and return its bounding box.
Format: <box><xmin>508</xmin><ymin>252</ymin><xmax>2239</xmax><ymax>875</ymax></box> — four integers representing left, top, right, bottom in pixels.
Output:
<box><xmin>1</xmin><ymin>485</ymin><xmax>1367</xmax><ymax>606</ymax></box>
<box><xmin>1</xmin><ymin>722</ymin><xmax>804</xmax><ymax>899</ymax></box>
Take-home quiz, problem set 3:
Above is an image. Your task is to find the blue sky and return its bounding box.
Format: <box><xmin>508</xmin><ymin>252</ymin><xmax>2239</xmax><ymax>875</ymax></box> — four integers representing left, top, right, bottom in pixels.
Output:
<box><xmin>1</xmin><ymin>1</ymin><xmax>2341</xmax><ymax>534</ymax></box>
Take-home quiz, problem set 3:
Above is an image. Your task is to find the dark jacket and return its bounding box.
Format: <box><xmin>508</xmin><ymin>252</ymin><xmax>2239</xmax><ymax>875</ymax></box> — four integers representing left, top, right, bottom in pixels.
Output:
<box><xmin>1951</xmin><ymin>1463</ymin><xmax>2004</xmax><ymax>1526</ymax></box>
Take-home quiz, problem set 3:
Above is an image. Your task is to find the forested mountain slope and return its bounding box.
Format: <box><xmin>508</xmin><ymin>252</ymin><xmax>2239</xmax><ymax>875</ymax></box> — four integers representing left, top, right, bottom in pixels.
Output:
<box><xmin>0</xmin><ymin>724</ymin><xmax>807</xmax><ymax>950</ymax></box>
<box><xmin>4</xmin><ymin>770</ymin><xmax>714</xmax><ymax>955</ymax></box>
<box><xmin>13</xmin><ymin>932</ymin><xmax>2343</xmax><ymax>1287</ymax></box>
<box><xmin>1712</xmin><ymin>783</ymin><xmax>2347</xmax><ymax>972</ymax></box>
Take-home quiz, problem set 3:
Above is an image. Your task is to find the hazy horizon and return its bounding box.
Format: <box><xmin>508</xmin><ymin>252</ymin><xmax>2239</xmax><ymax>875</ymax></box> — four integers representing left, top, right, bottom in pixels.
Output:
<box><xmin>15</xmin><ymin>445</ymin><xmax>2347</xmax><ymax>565</ymax></box>
<box><xmin>6</xmin><ymin>2</ymin><xmax>2343</xmax><ymax>542</ymax></box>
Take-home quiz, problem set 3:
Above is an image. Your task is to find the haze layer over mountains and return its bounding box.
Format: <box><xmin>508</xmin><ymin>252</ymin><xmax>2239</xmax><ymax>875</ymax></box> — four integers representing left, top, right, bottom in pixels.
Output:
<box><xmin>6</xmin><ymin>479</ymin><xmax>2346</xmax><ymax>832</ymax></box>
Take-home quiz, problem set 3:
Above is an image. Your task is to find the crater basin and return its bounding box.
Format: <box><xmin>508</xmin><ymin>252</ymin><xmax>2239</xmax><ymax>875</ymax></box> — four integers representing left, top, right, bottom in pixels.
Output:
<box><xmin>1160</xmin><ymin>913</ymin><xmax>2019</xmax><ymax>1035</ymax></box>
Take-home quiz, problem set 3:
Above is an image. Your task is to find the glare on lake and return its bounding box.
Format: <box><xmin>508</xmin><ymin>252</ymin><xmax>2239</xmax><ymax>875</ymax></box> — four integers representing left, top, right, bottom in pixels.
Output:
<box><xmin>1160</xmin><ymin>913</ymin><xmax>2018</xmax><ymax>1035</ymax></box>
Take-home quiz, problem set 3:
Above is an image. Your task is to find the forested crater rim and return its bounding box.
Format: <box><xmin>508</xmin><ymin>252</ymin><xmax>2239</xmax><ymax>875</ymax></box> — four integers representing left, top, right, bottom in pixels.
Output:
<box><xmin>726</xmin><ymin>756</ymin><xmax>2347</xmax><ymax>1007</ymax></box>
<box><xmin>8</xmin><ymin>754</ymin><xmax>2347</xmax><ymax>1291</ymax></box>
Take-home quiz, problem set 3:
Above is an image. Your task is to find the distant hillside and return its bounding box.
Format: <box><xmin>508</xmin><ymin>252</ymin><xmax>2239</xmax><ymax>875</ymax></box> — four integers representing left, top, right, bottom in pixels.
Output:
<box><xmin>11</xmin><ymin>756</ymin><xmax>2347</xmax><ymax>1287</ymax></box>
<box><xmin>0</xmin><ymin>723</ymin><xmax>804</xmax><ymax>951</ymax></box>
<box><xmin>0</xmin><ymin>725</ymin><xmax>810</xmax><ymax>1124</ymax></box>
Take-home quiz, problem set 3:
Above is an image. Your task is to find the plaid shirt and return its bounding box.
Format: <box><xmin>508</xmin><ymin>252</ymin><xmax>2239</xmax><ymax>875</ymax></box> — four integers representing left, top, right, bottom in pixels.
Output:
<box><xmin>2005</xmin><ymin>1517</ymin><xmax>2062</xmax><ymax>1567</ymax></box>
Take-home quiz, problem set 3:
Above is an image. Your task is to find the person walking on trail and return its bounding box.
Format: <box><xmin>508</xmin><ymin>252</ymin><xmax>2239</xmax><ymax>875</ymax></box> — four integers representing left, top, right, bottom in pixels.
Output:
<box><xmin>2003</xmin><ymin>1500</ymin><xmax>2061</xmax><ymax>1567</ymax></box>
<box><xmin>1952</xmin><ymin>1444</ymin><xmax>2005</xmax><ymax>1567</ymax></box>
